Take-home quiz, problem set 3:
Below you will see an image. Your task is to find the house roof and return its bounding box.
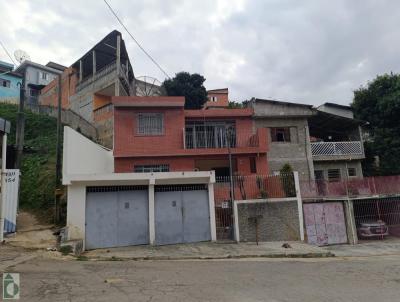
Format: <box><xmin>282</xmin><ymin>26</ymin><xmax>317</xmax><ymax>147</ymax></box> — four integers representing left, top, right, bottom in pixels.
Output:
<box><xmin>71</xmin><ymin>30</ymin><xmax>134</xmax><ymax>82</ymax></box>
<box><xmin>46</xmin><ymin>61</ymin><xmax>67</xmax><ymax>72</ymax></box>
<box><xmin>112</xmin><ymin>96</ymin><xmax>185</xmax><ymax>108</ymax></box>
<box><xmin>207</xmin><ymin>88</ymin><xmax>228</xmax><ymax>94</ymax></box>
<box><xmin>252</xmin><ymin>98</ymin><xmax>313</xmax><ymax>109</ymax></box>
<box><xmin>309</xmin><ymin>110</ymin><xmax>366</xmax><ymax>131</ymax></box>
<box><xmin>319</xmin><ymin>102</ymin><xmax>351</xmax><ymax>110</ymax></box>
<box><xmin>15</xmin><ymin>60</ymin><xmax>63</xmax><ymax>75</ymax></box>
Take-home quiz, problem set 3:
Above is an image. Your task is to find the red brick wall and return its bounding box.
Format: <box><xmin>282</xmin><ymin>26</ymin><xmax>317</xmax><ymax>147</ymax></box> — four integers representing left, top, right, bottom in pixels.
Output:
<box><xmin>115</xmin><ymin>157</ymin><xmax>195</xmax><ymax>173</ymax></box>
<box><xmin>114</xmin><ymin>107</ymin><xmax>185</xmax><ymax>157</ymax></box>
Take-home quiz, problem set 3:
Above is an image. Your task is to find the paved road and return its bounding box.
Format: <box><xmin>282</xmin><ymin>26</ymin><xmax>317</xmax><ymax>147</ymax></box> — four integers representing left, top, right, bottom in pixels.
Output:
<box><xmin>3</xmin><ymin>255</ymin><xmax>400</xmax><ymax>302</ymax></box>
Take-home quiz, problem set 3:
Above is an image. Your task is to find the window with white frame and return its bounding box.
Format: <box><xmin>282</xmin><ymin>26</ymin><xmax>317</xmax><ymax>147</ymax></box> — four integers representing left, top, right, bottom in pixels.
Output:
<box><xmin>41</xmin><ymin>72</ymin><xmax>48</xmax><ymax>80</ymax></box>
<box><xmin>134</xmin><ymin>164</ymin><xmax>169</xmax><ymax>173</ymax></box>
<box><xmin>137</xmin><ymin>113</ymin><xmax>164</xmax><ymax>135</ymax></box>
<box><xmin>208</xmin><ymin>96</ymin><xmax>218</xmax><ymax>102</ymax></box>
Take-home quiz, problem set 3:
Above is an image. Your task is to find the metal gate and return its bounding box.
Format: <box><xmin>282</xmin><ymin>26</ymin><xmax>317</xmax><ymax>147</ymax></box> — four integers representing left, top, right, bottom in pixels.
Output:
<box><xmin>215</xmin><ymin>201</ymin><xmax>234</xmax><ymax>240</ymax></box>
<box><xmin>353</xmin><ymin>197</ymin><xmax>400</xmax><ymax>239</ymax></box>
<box><xmin>303</xmin><ymin>202</ymin><xmax>348</xmax><ymax>246</ymax></box>
<box><xmin>154</xmin><ymin>185</ymin><xmax>211</xmax><ymax>245</ymax></box>
<box><xmin>85</xmin><ymin>186</ymin><xmax>149</xmax><ymax>250</ymax></box>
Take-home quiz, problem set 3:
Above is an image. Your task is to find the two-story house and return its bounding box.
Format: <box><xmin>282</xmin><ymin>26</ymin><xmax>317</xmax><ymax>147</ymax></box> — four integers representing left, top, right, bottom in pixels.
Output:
<box><xmin>0</xmin><ymin>61</ymin><xmax>22</xmax><ymax>104</ymax></box>
<box><xmin>14</xmin><ymin>60</ymin><xmax>65</xmax><ymax>105</ymax></box>
<box><xmin>249</xmin><ymin>98</ymin><xmax>366</xmax><ymax>182</ymax></box>
<box><xmin>112</xmin><ymin>96</ymin><xmax>269</xmax><ymax>177</ymax></box>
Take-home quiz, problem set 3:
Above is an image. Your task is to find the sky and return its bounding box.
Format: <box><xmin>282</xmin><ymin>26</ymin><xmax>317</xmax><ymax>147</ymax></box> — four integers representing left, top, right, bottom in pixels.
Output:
<box><xmin>1</xmin><ymin>0</ymin><xmax>400</xmax><ymax>105</ymax></box>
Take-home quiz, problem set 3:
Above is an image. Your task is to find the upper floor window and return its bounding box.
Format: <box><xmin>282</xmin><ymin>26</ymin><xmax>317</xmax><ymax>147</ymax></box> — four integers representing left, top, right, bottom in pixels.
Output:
<box><xmin>134</xmin><ymin>164</ymin><xmax>169</xmax><ymax>173</ymax></box>
<box><xmin>137</xmin><ymin>113</ymin><xmax>164</xmax><ymax>135</ymax></box>
<box><xmin>347</xmin><ymin>167</ymin><xmax>356</xmax><ymax>177</ymax></box>
<box><xmin>208</xmin><ymin>96</ymin><xmax>218</xmax><ymax>102</ymax></box>
<box><xmin>271</xmin><ymin>127</ymin><xmax>291</xmax><ymax>142</ymax></box>
<box><xmin>328</xmin><ymin>169</ymin><xmax>341</xmax><ymax>182</ymax></box>
<box><xmin>0</xmin><ymin>78</ymin><xmax>10</xmax><ymax>88</ymax></box>
<box><xmin>41</xmin><ymin>72</ymin><xmax>48</xmax><ymax>80</ymax></box>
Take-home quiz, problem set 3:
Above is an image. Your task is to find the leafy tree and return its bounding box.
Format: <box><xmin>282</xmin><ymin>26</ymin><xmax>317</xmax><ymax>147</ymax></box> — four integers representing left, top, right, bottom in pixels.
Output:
<box><xmin>352</xmin><ymin>73</ymin><xmax>400</xmax><ymax>175</ymax></box>
<box><xmin>162</xmin><ymin>72</ymin><xmax>207</xmax><ymax>109</ymax></box>
<box><xmin>280</xmin><ymin>163</ymin><xmax>296</xmax><ymax>197</ymax></box>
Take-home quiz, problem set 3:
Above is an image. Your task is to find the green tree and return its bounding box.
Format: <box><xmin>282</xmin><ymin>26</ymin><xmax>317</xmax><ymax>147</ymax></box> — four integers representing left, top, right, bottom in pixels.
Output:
<box><xmin>280</xmin><ymin>163</ymin><xmax>296</xmax><ymax>197</ymax></box>
<box><xmin>162</xmin><ymin>72</ymin><xmax>207</xmax><ymax>109</ymax></box>
<box><xmin>352</xmin><ymin>73</ymin><xmax>400</xmax><ymax>175</ymax></box>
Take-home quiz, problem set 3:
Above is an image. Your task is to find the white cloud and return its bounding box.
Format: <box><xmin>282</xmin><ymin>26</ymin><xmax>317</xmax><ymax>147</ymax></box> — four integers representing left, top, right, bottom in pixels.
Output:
<box><xmin>1</xmin><ymin>0</ymin><xmax>400</xmax><ymax>105</ymax></box>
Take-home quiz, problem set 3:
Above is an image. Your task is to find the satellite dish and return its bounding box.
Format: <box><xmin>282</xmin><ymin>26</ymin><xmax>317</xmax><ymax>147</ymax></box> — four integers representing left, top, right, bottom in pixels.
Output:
<box><xmin>14</xmin><ymin>49</ymin><xmax>31</xmax><ymax>64</ymax></box>
<box><xmin>135</xmin><ymin>76</ymin><xmax>163</xmax><ymax>96</ymax></box>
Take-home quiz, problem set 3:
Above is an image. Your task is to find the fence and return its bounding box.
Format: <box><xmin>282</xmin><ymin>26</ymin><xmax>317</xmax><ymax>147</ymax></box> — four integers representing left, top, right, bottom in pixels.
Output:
<box><xmin>300</xmin><ymin>175</ymin><xmax>400</xmax><ymax>199</ymax></box>
<box><xmin>214</xmin><ymin>174</ymin><xmax>296</xmax><ymax>205</ymax></box>
<box><xmin>310</xmin><ymin>141</ymin><xmax>363</xmax><ymax>157</ymax></box>
<box><xmin>184</xmin><ymin>130</ymin><xmax>259</xmax><ymax>149</ymax></box>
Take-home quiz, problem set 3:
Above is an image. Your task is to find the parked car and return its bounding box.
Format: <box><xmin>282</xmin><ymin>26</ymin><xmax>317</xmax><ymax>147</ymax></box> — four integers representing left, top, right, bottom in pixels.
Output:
<box><xmin>357</xmin><ymin>220</ymin><xmax>389</xmax><ymax>239</ymax></box>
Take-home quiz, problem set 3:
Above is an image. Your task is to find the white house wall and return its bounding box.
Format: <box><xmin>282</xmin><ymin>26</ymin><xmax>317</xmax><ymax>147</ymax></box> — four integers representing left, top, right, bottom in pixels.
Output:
<box><xmin>62</xmin><ymin>126</ymin><xmax>114</xmax><ymax>184</ymax></box>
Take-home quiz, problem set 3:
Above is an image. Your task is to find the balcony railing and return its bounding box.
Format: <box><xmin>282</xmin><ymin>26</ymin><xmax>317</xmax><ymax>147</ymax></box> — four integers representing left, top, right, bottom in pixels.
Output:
<box><xmin>184</xmin><ymin>130</ymin><xmax>259</xmax><ymax>149</ymax></box>
<box><xmin>311</xmin><ymin>141</ymin><xmax>363</xmax><ymax>157</ymax></box>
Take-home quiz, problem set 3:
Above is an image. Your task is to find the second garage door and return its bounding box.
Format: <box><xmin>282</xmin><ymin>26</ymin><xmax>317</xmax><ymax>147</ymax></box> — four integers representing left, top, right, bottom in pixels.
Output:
<box><xmin>85</xmin><ymin>186</ymin><xmax>149</xmax><ymax>250</ymax></box>
<box><xmin>155</xmin><ymin>185</ymin><xmax>211</xmax><ymax>245</ymax></box>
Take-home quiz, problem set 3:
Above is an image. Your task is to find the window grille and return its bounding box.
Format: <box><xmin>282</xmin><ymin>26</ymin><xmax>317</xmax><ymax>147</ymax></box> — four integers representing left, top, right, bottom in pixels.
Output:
<box><xmin>134</xmin><ymin>164</ymin><xmax>169</xmax><ymax>173</ymax></box>
<box><xmin>328</xmin><ymin>169</ymin><xmax>341</xmax><ymax>182</ymax></box>
<box><xmin>137</xmin><ymin>113</ymin><xmax>164</xmax><ymax>135</ymax></box>
<box><xmin>271</xmin><ymin>127</ymin><xmax>291</xmax><ymax>142</ymax></box>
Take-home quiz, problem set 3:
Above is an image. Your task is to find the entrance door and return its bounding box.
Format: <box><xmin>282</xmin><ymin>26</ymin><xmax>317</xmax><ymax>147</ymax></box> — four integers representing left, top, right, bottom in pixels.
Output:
<box><xmin>85</xmin><ymin>186</ymin><xmax>149</xmax><ymax>250</ymax></box>
<box><xmin>303</xmin><ymin>202</ymin><xmax>347</xmax><ymax>246</ymax></box>
<box><xmin>155</xmin><ymin>185</ymin><xmax>211</xmax><ymax>245</ymax></box>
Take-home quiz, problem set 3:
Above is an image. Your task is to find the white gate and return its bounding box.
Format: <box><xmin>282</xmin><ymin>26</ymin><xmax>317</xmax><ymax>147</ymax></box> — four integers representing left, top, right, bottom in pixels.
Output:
<box><xmin>2</xmin><ymin>169</ymin><xmax>20</xmax><ymax>233</ymax></box>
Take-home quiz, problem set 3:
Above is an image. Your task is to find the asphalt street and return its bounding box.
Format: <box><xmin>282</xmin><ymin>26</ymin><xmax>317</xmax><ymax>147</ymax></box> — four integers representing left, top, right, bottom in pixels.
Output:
<box><xmin>2</xmin><ymin>255</ymin><xmax>400</xmax><ymax>302</ymax></box>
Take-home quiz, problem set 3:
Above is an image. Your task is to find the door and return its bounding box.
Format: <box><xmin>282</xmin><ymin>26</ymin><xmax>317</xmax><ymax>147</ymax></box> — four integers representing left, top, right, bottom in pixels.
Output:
<box><xmin>303</xmin><ymin>202</ymin><xmax>347</xmax><ymax>246</ymax></box>
<box><xmin>155</xmin><ymin>185</ymin><xmax>211</xmax><ymax>245</ymax></box>
<box><xmin>85</xmin><ymin>186</ymin><xmax>149</xmax><ymax>250</ymax></box>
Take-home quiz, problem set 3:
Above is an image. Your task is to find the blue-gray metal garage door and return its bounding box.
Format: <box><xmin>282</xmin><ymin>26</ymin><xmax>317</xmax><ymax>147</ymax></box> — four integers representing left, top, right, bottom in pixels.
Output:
<box><xmin>155</xmin><ymin>185</ymin><xmax>211</xmax><ymax>245</ymax></box>
<box><xmin>85</xmin><ymin>186</ymin><xmax>149</xmax><ymax>250</ymax></box>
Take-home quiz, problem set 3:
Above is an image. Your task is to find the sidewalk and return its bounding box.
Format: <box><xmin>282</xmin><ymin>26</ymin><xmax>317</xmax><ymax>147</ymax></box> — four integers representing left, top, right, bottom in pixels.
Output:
<box><xmin>324</xmin><ymin>238</ymin><xmax>400</xmax><ymax>257</ymax></box>
<box><xmin>84</xmin><ymin>241</ymin><xmax>333</xmax><ymax>260</ymax></box>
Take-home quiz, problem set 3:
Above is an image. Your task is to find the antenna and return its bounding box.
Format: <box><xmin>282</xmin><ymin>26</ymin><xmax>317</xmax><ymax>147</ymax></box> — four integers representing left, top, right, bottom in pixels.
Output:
<box><xmin>135</xmin><ymin>76</ymin><xmax>164</xmax><ymax>96</ymax></box>
<box><xmin>14</xmin><ymin>49</ymin><xmax>31</xmax><ymax>64</ymax></box>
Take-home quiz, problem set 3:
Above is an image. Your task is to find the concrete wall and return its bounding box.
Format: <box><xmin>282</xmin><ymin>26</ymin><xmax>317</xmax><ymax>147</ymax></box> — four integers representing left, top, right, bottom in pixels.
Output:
<box><xmin>252</xmin><ymin>101</ymin><xmax>313</xmax><ymax>118</ymax></box>
<box><xmin>313</xmin><ymin>160</ymin><xmax>363</xmax><ymax>180</ymax></box>
<box><xmin>62</xmin><ymin>126</ymin><xmax>113</xmax><ymax>183</ymax></box>
<box><xmin>236</xmin><ymin>199</ymin><xmax>300</xmax><ymax>242</ymax></box>
<box><xmin>254</xmin><ymin>117</ymin><xmax>314</xmax><ymax>181</ymax></box>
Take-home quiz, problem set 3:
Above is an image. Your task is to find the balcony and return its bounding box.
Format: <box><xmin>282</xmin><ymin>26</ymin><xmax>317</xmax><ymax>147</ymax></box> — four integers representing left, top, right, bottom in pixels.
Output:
<box><xmin>311</xmin><ymin>141</ymin><xmax>364</xmax><ymax>160</ymax></box>
<box><xmin>184</xmin><ymin>130</ymin><xmax>259</xmax><ymax>149</ymax></box>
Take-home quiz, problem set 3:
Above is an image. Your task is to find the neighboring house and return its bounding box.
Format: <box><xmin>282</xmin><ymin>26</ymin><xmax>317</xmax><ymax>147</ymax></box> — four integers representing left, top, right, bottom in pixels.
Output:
<box><xmin>204</xmin><ymin>88</ymin><xmax>229</xmax><ymax>109</ymax></box>
<box><xmin>250</xmin><ymin>99</ymin><xmax>366</xmax><ymax>182</ymax></box>
<box><xmin>39</xmin><ymin>30</ymin><xmax>135</xmax><ymax>148</ymax></box>
<box><xmin>309</xmin><ymin>103</ymin><xmax>365</xmax><ymax>182</ymax></box>
<box><xmin>112</xmin><ymin>96</ymin><xmax>269</xmax><ymax>177</ymax></box>
<box><xmin>250</xmin><ymin>99</ymin><xmax>315</xmax><ymax>181</ymax></box>
<box><xmin>0</xmin><ymin>61</ymin><xmax>22</xmax><ymax>104</ymax></box>
<box><xmin>14</xmin><ymin>60</ymin><xmax>65</xmax><ymax>105</ymax></box>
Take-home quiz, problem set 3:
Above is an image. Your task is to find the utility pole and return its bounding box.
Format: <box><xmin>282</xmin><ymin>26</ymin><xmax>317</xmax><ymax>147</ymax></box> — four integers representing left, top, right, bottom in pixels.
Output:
<box><xmin>55</xmin><ymin>74</ymin><xmax>62</xmax><ymax>223</ymax></box>
<box><xmin>15</xmin><ymin>76</ymin><xmax>25</xmax><ymax>169</ymax></box>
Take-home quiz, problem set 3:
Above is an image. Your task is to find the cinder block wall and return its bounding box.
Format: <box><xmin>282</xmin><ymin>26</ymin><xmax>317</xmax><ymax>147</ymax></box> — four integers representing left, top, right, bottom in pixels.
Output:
<box><xmin>237</xmin><ymin>200</ymin><xmax>300</xmax><ymax>242</ymax></box>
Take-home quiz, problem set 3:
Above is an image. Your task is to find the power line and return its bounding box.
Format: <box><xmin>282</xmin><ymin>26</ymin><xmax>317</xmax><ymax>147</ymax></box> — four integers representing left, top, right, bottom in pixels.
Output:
<box><xmin>0</xmin><ymin>40</ymin><xmax>16</xmax><ymax>66</ymax></box>
<box><xmin>103</xmin><ymin>0</ymin><xmax>171</xmax><ymax>79</ymax></box>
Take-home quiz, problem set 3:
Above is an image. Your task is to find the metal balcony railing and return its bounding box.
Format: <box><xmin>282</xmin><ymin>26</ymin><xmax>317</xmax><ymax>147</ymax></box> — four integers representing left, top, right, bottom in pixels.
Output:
<box><xmin>311</xmin><ymin>141</ymin><xmax>363</xmax><ymax>157</ymax></box>
<box><xmin>184</xmin><ymin>130</ymin><xmax>259</xmax><ymax>149</ymax></box>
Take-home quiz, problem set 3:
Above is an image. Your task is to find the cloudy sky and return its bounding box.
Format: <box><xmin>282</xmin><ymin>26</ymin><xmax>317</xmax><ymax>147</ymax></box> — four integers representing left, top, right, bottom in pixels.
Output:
<box><xmin>1</xmin><ymin>0</ymin><xmax>400</xmax><ymax>105</ymax></box>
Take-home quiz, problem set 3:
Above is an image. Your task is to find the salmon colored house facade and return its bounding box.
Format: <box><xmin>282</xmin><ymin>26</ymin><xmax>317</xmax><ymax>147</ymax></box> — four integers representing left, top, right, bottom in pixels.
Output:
<box><xmin>113</xmin><ymin>96</ymin><xmax>269</xmax><ymax>177</ymax></box>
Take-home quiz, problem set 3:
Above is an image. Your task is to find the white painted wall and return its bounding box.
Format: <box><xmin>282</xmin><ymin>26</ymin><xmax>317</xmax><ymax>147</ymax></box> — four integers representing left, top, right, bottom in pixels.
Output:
<box><xmin>62</xmin><ymin>126</ymin><xmax>113</xmax><ymax>184</ymax></box>
<box><xmin>66</xmin><ymin>184</ymin><xmax>86</xmax><ymax>243</ymax></box>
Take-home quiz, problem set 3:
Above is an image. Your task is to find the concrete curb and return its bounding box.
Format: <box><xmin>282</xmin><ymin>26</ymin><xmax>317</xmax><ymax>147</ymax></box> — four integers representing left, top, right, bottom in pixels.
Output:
<box><xmin>80</xmin><ymin>252</ymin><xmax>335</xmax><ymax>261</ymax></box>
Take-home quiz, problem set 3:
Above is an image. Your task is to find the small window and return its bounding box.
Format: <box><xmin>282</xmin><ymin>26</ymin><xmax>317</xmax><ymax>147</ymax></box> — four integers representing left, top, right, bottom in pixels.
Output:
<box><xmin>348</xmin><ymin>168</ymin><xmax>356</xmax><ymax>177</ymax></box>
<box><xmin>249</xmin><ymin>157</ymin><xmax>257</xmax><ymax>173</ymax></box>
<box><xmin>41</xmin><ymin>72</ymin><xmax>48</xmax><ymax>80</ymax></box>
<box><xmin>208</xmin><ymin>96</ymin><xmax>218</xmax><ymax>102</ymax></box>
<box><xmin>0</xmin><ymin>78</ymin><xmax>10</xmax><ymax>88</ymax></box>
<box><xmin>137</xmin><ymin>113</ymin><xmax>164</xmax><ymax>135</ymax></box>
<box><xmin>327</xmin><ymin>169</ymin><xmax>341</xmax><ymax>182</ymax></box>
<box><xmin>134</xmin><ymin>164</ymin><xmax>169</xmax><ymax>173</ymax></box>
<box><xmin>271</xmin><ymin>127</ymin><xmax>291</xmax><ymax>142</ymax></box>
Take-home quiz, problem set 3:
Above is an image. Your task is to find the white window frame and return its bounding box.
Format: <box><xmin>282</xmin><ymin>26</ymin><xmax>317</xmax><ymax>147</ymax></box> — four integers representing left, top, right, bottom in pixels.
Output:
<box><xmin>41</xmin><ymin>72</ymin><xmax>48</xmax><ymax>80</ymax></box>
<box><xmin>136</xmin><ymin>113</ymin><xmax>164</xmax><ymax>135</ymax></box>
<box><xmin>134</xmin><ymin>164</ymin><xmax>169</xmax><ymax>173</ymax></box>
